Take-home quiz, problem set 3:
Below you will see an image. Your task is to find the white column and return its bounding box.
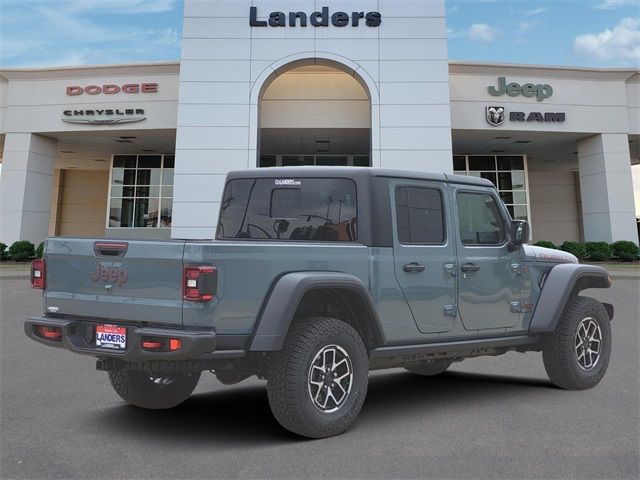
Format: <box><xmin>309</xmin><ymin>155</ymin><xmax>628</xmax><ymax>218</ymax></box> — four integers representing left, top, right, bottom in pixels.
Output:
<box><xmin>0</xmin><ymin>133</ymin><xmax>57</xmax><ymax>245</ymax></box>
<box><xmin>577</xmin><ymin>134</ymin><xmax>638</xmax><ymax>243</ymax></box>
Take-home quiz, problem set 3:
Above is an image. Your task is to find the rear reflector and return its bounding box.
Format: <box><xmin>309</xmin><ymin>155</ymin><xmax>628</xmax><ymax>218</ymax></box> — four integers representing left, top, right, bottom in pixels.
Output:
<box><xmin>140</xmin><ymin>338</ymin><xmax>182</xmax><ymax>352</ymax></box>
<box><xmin>183</xmin><ymin>266</ymin><xmax>217</xmax><ymax>302</ymax></box>
<box><xmin>31</xmin><ymin>259</ymin><xmax>46</xmax><ymax>289</ymax></box>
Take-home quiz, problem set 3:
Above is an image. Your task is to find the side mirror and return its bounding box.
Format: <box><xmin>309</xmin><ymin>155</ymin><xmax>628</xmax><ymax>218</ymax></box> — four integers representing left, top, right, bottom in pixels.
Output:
<box><xmin>509</xmin><ymin>220</ymin><xmax>529</xmax><ymax>250</ymax></box>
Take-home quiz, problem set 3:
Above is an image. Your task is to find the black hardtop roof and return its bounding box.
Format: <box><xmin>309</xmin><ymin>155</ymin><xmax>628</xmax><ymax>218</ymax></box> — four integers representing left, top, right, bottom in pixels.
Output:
<box><xmin>225</xmin><ymin>166</ymin><xmax>494</xmax><ymax>187</ymax></box>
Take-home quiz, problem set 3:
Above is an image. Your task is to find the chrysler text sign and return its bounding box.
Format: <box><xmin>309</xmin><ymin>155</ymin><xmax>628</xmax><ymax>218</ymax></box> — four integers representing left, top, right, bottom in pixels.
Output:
<box><xmin>62</xmin><ymin>108</ymin><xmax>146</xmax><ymax>125</ymax></box>
<box><xmin>249</xmin><ymin>6</ymin><xmax>381</xmax><ymax>27</ymax></box>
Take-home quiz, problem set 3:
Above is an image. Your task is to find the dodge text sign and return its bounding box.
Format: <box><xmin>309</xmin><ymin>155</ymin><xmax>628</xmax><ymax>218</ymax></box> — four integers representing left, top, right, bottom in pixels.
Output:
<box><xmin>66</xmin><ymin>83</ymin><xmax>158</xmax><ymax>96</ymax></box>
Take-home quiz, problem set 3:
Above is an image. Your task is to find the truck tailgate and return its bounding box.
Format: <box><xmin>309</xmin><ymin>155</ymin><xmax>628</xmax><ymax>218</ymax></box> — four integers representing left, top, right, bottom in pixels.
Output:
<box><xmin>44</xmin><ymin>238</ymin><xmax>186</xmax><ymax>326</ymax></box>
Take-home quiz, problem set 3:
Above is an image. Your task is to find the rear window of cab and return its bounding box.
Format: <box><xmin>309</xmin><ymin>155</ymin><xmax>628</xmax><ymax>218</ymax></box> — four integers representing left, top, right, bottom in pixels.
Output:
<box><xmin>217</xmin><ymin>178</ymin><xmax>358</xmax><ymax>242</ymax></box>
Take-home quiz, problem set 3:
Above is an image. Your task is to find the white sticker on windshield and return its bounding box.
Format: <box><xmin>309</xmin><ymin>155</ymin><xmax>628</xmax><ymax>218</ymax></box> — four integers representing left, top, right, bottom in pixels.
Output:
<box><xmin>275</xmin><ymin>179</ymin><xmax>301</xmax><ymax>186</ymax></box>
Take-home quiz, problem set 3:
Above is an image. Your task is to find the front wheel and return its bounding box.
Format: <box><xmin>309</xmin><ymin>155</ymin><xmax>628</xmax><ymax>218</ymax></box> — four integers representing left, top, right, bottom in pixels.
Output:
<box><xmin>108</xmin><ymin>369</ymin><xmax>200</xmax><ymax>409</ymax></box>
<box><xmin>267</xmin><ymin>317</ymin><xmax>369</xmax><ymax>439</ymax></box>
<box><xmin>542</xmin><ymin>296</ymin><xmax>611</xmax><ymax>390</ymax></box>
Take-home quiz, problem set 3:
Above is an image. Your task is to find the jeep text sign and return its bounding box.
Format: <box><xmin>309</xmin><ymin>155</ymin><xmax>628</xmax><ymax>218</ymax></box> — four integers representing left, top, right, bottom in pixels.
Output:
<box><xmin>488</xmin><ymin>77</ymin><xmax>553</xmax><ymax>102</ymax></box>
<box><xmin>249</xmin><ymin>6</ymin><xmax>381</xmax><ymax>27</ymax></box>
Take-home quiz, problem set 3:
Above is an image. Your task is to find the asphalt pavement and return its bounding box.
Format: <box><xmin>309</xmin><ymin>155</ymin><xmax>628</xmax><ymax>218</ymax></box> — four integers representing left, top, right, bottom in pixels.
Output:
<box><xmin>1</xmin><ymin>277</ymin><xmax>638</xmax><ymax>479</ymax></box>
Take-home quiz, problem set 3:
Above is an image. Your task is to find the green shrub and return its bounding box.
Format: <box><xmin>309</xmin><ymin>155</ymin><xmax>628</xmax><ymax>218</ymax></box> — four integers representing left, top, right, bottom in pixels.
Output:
<box><xmin>0</xmin><ymin>242</ymin><xmax>7</xmax><ymax>261</ymax></box>
<box><xmin>36</xmin><ymin>242</ymin><xmax>45</xmax><ymax>259</ymax></box>
<box><xmin>8</xmin><ymin>240</ymin><xmax>36</xmax><ymax>262</ymax></box>
<box><xmin>585</xmin><ymin>241</ymin><xmax>612</xmax><ymax>262</ymax></box>
<box><xmin>560</xmin><ymin>241</ymin><xmax>587</xmax><ymax>260</ymax></box>
<box><xmin>610</xmin><ymin>240</ymin><xmax>640</xmax><ymax>262</ymax></box>
<box><xmin>533</xmin><ymin>240</ymin><xmax>558</xmax><ymax>249</ymax></box>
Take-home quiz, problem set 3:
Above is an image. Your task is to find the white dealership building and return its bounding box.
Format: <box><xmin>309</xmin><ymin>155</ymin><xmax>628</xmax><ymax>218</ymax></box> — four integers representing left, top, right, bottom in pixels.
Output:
<box><xmin>0</xmin><ymin>0</ymin><xmax>638</xmax><ymax>245</ymax></box>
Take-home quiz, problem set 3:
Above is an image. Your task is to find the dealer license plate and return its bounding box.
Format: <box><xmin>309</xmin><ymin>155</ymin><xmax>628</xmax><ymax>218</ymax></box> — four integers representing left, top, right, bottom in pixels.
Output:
<box><xmin>95</xmin><ymin>324</ymin><xmax>127</xmax><ymax>350</ymax></box>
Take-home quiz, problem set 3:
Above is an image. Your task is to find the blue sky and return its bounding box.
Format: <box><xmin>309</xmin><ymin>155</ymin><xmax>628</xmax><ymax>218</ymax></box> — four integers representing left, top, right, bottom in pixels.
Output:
<box><xmin>0</xmin><ymin>0</ymin><xmax>638</xmax><ymax>68</ymax></box>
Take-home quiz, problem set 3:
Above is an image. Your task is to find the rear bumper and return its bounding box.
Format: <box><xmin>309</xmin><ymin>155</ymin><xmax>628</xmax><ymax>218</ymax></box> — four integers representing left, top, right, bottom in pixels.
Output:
<box><xmin>25</xmin><ymin>316</ymin><xmax>245</xmax><ymax>368</ymax></box>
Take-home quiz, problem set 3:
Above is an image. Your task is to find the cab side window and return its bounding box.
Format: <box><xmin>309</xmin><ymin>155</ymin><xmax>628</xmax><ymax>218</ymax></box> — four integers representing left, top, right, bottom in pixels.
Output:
<box><xmin>456</xmin><ymin>192</ymin><xmax>505</xmax><ymax>245</ymax></box>
<box><xmin>395</xmin><ymin>186</ymin><xmax>445</xmax><ymax>244</ymax></box>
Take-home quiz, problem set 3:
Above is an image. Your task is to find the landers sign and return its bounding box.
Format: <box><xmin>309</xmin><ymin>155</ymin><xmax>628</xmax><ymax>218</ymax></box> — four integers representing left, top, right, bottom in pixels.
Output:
<box><xmin>249</xmin><ymin>6</ymin><xmax>381</xmax><ymax>27</ymax></box>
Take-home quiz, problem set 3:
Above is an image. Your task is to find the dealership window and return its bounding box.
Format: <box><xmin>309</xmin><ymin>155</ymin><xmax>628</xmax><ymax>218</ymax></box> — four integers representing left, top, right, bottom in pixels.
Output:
<box><xmin>453</xmin><ymin>155</ymin><xmax>530</xmax><ymax>221</ymax></box>
<box><xmin>259</xmin><ymin>155</ymin><xmax>370</xmax><ymax>167</ymax></box>
<box><xmin>108</xmin><ymin>154</ymin><xmax>174</xmax><ymax>228</ymax></box>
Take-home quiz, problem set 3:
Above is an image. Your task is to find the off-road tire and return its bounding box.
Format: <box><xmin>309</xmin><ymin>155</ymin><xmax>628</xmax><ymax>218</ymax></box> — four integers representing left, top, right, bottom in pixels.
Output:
<box><xmin>108</xmin><ymin>369</ymin><xmax>201</xmax><ymax>409</ymax></box>
<box><xmin>542</xmin><ymin>296</ymin><xmax>611</xmax><ymax>390</ymax></box>
<box><xmin>266</xmin><ymin>317</ymin><xmax>368</xmax><ymax>439</ymax></box>
<box><xmin>405</xmin><ymin>359</ymin><xmax>453</xmax><ymax>376</ymax></box>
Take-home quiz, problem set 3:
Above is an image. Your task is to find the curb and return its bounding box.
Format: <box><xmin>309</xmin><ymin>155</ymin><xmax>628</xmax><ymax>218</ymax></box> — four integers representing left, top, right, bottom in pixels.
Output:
<box><xmin>0</xmin><ymin>274</ymin><xmax>30</xmax><ymax>280</ymax></box>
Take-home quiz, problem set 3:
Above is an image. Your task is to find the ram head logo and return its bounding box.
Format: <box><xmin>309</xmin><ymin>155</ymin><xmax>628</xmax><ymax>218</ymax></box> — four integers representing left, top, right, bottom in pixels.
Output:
<box><xmin>486</xmin><ymin>106</ymin><xmax>505</xmax><ymax>127</ymax></box>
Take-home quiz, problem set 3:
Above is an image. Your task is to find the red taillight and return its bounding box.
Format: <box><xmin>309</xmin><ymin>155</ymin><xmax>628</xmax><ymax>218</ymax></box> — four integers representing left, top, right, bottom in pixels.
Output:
<box><xmin>183</xmin><ymin>266</ymin><xmax>217</xmax><ymax>302</ymax></box>
<box><xmin>37</xmin><ymin>325</ymin><xmax>61</xmax><ymax>340</ymax></box>
<box><xmin>31</xmin><ymin>259</ymin><xmax>46</xmax><ymax>289</ymax></box>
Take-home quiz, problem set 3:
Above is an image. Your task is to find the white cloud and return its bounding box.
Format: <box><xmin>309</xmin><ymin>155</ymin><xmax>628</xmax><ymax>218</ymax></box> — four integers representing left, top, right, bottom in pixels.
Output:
<box><xmin>525</xmin><ymin>7</ymin><xmax>548</xmax><ymax>15</ymax></box>
<box><xmin>573</xmin><ymin>17</ymin><xmax>640</xmax><ymax>63</ymax></box>
<box><xmin>519</xmin><ymin>21</ymin><xmax>536</xmax><ymax>32</ymax></box>
<box><xmin>468</xmin><ymin>23</ymin><xmax>496</xmax><ymax>42</ymax></box>
<box><xmin>596</xmin><ymin>0</ymin><xmax>638</xmax><ymax>9</ymax></box>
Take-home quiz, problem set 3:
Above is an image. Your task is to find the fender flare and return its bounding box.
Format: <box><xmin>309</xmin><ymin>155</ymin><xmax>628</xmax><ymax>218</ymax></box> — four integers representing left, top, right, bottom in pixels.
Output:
<box><xmin>529</xmin><ymin>263</ymin><xmax>612</xmax><ymax>333</ymax></box>
<box><xmin>249</xmin><ymin>271</ymin><xmax>384</xmax><ymax>351</ymax></box>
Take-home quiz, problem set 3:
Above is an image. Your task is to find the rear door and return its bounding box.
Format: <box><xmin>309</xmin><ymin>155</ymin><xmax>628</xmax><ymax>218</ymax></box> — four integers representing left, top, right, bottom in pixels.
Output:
<box><xmin>45</xmin><ymin>238</ymin><xmax>186</xmax><ymax>325</ymax></box>
<box><xmin>391</xmin><ymin>179</ymin><xmax>457</xmax><ymax>334</ymax></box>
<box><xmin>451</xmin><ymin>186</ymin><xmax>523</xmax><ymax>330</ymax></box>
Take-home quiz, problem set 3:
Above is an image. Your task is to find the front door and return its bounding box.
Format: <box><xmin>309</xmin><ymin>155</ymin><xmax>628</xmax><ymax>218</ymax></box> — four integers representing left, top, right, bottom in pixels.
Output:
<box><xmin>391</xmin><ymin>180</ymin><xmax>457</xmax><ymax>334</ymax></box>
<box><xmin>452</xmin><ymin>186</ymin><xmax>523</xmax><ymax>330</ymax></box>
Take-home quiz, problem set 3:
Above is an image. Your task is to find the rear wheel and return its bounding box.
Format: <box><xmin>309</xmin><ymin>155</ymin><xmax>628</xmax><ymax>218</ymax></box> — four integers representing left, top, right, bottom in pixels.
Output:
<box><xmin>108</xmin><ymin>369</ymin><xmax>200</xmax><ymax>409</ymax></box>
<box><xmin>405</xmin><ymin>359</ymin><xmax>453</xmax><ymax>376</ymax></box>
<box><xmin>267</xmin><ymin>317</ymin><xmax>368</xmax><ymax>439</ymax></box>
<box><xmin>542</xmin><ymin>296</ymin><xmax>611</xmax><ymax>390</ymax></box>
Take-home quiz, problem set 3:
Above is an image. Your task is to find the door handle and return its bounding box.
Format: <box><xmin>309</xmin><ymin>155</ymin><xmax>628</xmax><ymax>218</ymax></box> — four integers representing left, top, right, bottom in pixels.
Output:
<box><xmin>403</xmin><ymin>262</ymin><xmax>426</xmax><ymax>273</ymax></box>
<box><xmin>461</xmin><ymin>263</ymin><xmax>480</xmax><ymax>273</ymax></box>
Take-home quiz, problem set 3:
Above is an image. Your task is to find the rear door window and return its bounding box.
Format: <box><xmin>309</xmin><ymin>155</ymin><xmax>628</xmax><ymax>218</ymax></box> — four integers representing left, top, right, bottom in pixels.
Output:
<box><xmin>217</xmin><ymin>178</ymin><xmax>357</xmax><ymax>242</ymax></box>
<box><xmin>395</xmin><ymin>186</ymin><xmax>445</xmax><ymax>244</ymax></box>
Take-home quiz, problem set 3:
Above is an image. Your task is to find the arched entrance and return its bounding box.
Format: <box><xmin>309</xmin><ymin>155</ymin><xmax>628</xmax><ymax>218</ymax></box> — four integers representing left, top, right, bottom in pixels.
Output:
<box><xmin>250</xmin><ymin>56</ymin><xmax>378</xmax><ymax>168</ymax></box>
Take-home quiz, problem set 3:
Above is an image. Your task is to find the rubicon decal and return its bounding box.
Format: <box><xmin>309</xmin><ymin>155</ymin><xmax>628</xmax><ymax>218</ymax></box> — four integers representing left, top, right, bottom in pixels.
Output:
<box><xmin>250</xmin><ymin>6</ymin><xmax>381</xmax><ymax>27</ymax></box>
<box><xmin>62</xmin><ymin>108</ymin><xmax>145</xmax><ymax>125</ymax></box>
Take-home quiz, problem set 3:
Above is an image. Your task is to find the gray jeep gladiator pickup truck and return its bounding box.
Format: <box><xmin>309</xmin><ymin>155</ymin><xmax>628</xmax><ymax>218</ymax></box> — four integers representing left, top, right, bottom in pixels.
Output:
<box><xmin>26</xmin><ymin>167</ymin><xmax>614</xmax><ymax>438</ymax></box>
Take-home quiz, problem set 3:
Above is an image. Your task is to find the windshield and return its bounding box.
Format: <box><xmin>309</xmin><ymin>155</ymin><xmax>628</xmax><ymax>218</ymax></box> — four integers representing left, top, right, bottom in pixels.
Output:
<box><xmin>217</xmin><ymin>178</ymin><xmax>358</xmax><ymax>242</ymax></box>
